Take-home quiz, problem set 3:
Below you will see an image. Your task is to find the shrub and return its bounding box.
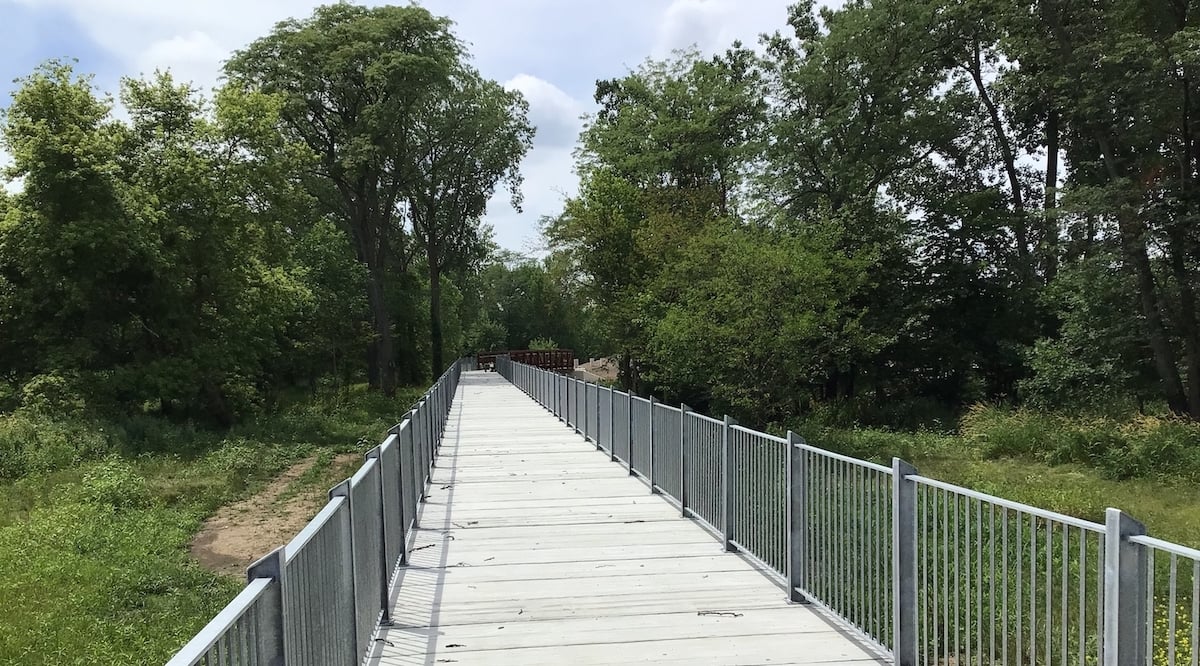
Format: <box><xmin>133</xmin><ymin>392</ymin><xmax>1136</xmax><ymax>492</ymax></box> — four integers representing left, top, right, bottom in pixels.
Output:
<box><xmin>0</xmin><ymin>413</ymin><xmax>110</xmax><ymax>478</ymax></box>
<box><xmin>80</xmin><ymin>458</ymin><xmax>151</xmax><ymax>510</ymax></box>
<box><xmin>961</xmin><ymin>405</ymin><xmax>1200</xmax><ymax>481</ymax></box>
<box><xmin>19</xmin><ymin>372</ymin><xmax>87</xmax><ymax>416</ymax></box>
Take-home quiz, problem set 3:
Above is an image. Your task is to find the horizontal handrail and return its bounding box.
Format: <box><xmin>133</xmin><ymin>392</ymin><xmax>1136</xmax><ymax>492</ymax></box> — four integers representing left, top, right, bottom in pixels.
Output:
<box><xmin>1129</xmin><ymin>533</ymin><xmax>1200</xmax><ymax>561</ymax></box>
<box><xmin>731</xmin><ymin>423</ymin><xmax>786</xmax><ymax>443</ymax></box>
<box><xmin>909</xmin><ymin>473</ymin><xmax>1105</xmax><ymax>533</ymax></box>
<box><xmin>798</xmin><ymin>443</ymin><xmax>892</xmax><ymax>473</ymax></box>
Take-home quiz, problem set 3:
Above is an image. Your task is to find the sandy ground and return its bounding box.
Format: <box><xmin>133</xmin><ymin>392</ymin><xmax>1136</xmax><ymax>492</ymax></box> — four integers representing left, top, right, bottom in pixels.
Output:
<box><xmin>190</xmin><ymin>453</ymin><xmax>359</xmax><ymax>576</ymax></box>
<box><xmin>577</xmin><ymin>357</ymin><xmax>618</xmax><ymax>382</ymax></box>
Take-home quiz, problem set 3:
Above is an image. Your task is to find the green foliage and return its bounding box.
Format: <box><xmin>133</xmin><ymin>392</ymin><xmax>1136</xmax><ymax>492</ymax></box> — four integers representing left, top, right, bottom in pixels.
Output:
<box><xmin>649</xmin><ymin>220</ymin><xmax>883</xmax><ymax>422</ymax></box>
<box><xmin>528</xmin><ymin>337</ymin><xmax>558</xmax><ymax>350</ymax></box>
<box><xmin>0</xmin><ymin>412</ymin><xmax>109</xmax><ymax>478</ymax></box>
<box><xmin>1020</xmin><ymin>253</ymin><xmax>1153</xmax><ymax>409</ymax></box>
<box><xmin>80</xmin><ymin>458</ymin><xmax>151</xmax><ymax>510</ymax></box>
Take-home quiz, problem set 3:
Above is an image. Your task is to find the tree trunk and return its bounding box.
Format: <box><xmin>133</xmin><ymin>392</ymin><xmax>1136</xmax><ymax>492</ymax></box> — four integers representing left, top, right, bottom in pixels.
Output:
<box><xmin>366</xmin><ymin>266</ymin><xmax>397</xmax><ymax>397</ymax></box>
<box><xmin>1118</xmin><ymin>213</ymin><xmax>1189</xmax><ymax>414</ymax></box>
<box><xmin>1094</xmin><ymin>133</ymin><xmax>1189</xmax><ymax>414</ymax></box>
<box><xmin>203</xmin><ymin>378</ymin><xmax>233</xmax><ymax>429</ymax></box>
<box><xmin>619</xmin><ymin>350</ymin><xmax>638</xmax><ymax>391</ymax></box>
<box><xmin>1166</xmin><ymin>225</ymin><xmax>1200</xmax><ymax>417</ymax></box>
<box><xmin>968</xmin><ymin>39</ymin><xmax>1028</xmax><ymax>267</ymax></box>
<box><xmin>1172</xmin><ymin>80</ymin><xmax>1200</xmax><ymax>417</ymax></box>
<box><xmin>1042</xmin><ymin>110</ymin><xmax>1060</xmax><ymax>282</ymax></box>
<box><xmin>428</xmin><ymin>256</ymin><xmax>444</xmax><ymax>374</ymax></box>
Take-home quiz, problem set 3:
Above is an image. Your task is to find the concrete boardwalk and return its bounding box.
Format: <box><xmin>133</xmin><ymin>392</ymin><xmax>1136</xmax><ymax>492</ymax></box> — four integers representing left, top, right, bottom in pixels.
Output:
<box><xmin>372</xmin><ymin>372</ymin><xmax>885</xmax><ymax>665</ymax></box>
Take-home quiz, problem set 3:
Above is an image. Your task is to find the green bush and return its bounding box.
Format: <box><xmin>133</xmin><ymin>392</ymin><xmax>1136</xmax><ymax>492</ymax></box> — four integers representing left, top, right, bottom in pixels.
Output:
<box><xmin>80</xmin><ymin>458</ymin><xmax>151</xmax><ymax>510</ymax></box>
<box><xmin>0</xmin><ymin>413</ymin><xmax>111</xmax><ymax>478</ymax></box>
<box><xmin>19</xmin><ymin>371</ymin><xmax>87</xmax><ymax>415</ymax></box>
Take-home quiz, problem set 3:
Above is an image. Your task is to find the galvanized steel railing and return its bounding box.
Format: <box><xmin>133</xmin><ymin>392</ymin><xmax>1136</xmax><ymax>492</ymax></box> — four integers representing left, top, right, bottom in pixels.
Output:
<box><xmin>165</xmin><ymin>358</ymin><xmax>472</xmax><ymax>666</ymax></box>
<box><xmin>497</xmin><ymin>357</ymin><xmax>1200</xmax><ymax>666</ymax></box>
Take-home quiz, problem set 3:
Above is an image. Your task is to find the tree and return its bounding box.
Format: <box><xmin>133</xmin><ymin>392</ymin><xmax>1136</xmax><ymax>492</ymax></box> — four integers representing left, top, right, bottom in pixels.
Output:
<box><xmin>999</xmin><ymin>0</ymin><xmax>1200</xmax><ymax>416</ymax></box>
<box><xmin>407</xmin><ymin>66</ymin><xmax>533</xmax><ymax>371</ymax></box>
<box><xmin>0</xmin><ymin>64</ymin><xmax>307</xmax><ymax>422</ymax></box>
<box><xmin>225</xmin><ymin>4</ymin><xmax>463</xmax><ymax>396</ymax></box>
<box><xmin>548</xmin><ymin>48</ymin><xmax>764</xmax><ymax>389</ymax></box>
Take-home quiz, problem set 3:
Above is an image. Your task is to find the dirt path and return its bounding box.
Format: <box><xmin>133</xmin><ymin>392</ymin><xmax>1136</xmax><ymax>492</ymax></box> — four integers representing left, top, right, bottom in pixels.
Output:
<box><xmin>190</xmin><ymin>453</ymin><xmax>360</xmax><ymax>576</ymax></box>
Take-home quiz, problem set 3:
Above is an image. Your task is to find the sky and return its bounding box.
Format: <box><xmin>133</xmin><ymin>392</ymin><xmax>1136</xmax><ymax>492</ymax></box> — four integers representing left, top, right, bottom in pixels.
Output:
<box><xmin>0</xmin><ymin>0</ymin><xmax>807</xmax><ymax>254</ymax></box>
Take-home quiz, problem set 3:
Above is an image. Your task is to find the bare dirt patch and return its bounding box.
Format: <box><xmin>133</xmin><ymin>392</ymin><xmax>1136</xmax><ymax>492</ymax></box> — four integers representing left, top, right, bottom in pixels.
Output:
<box><xmin>190</xmin><ymin>452</ymin><xmax>360</xmax><ymax>576</ymax></box>
<box><xmin>577</xmin><ymin>357</ymin><xmax>618</xmax><ymax>382</ymax></box>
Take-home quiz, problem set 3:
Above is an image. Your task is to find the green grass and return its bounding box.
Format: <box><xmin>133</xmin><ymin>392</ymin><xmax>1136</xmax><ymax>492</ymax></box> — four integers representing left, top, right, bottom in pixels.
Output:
<box><xmin>790</xmin><ymin>406</ymin><xmax>1200</xmax><ymax>549</ymax></box>
<box><xmin>0</xmin><ymin>384</ymin><xmax>424</xmax><ymax>666</ymax></box>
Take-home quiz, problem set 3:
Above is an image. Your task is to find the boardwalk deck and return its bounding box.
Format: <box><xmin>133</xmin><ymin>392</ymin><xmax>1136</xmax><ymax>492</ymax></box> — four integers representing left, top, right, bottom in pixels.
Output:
<box><xmin>370</xmin><ymin>372</ymin><xmax>886</xmax><ymax>665</ymax></box>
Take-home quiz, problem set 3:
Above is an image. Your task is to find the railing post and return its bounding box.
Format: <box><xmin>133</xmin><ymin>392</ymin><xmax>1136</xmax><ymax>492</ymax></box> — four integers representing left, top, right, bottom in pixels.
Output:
<box><xmin>388</xmin><ymin>423</ymin><xmax>409</xmax><ymax>565</ymax></box>
<box><xmin>412</xmin><ymin>407</ymin><xmax>425</xmax><ymax>501</ymax></box>
<box><xmin>1104</xmin><ymin>508</ymin><xmax>1148</xmax><ymax>666</ymax></box>
<box><xmin>892</xmin><ymin>458</ymin><xmax>918</xmax><ymax>666</ymax></box>
<box><xmin>584</xmin><ymin>379</ymin><xmax>590</xmax><ymax>441</ymax></box>
<box><xmin>328</xmin><ymin>480</ymin><xmax>358</xmax><ymax>666</ymax></box>
<box><xmin>722</xmin><ymin>415</ymin><xmax>736</xmax><ymax>552</ymax></box>
<box><xmin>246</xmin><ymin>548</ymin><xmax>286</xmax><ymax>666</ymax></box>
<box><xmin>627</xmin><ymin>393</ymin><xmax>635</xmax><ymax>476</ymax></box>
<box><xmin>569</xmin><ymin>378</ymin><xmax>576</xmax><ymax>433</ymax></box>
<box><xmin>787</xmin><ymin>431</ymin><xmax>808</xmax><ymax>603</ymax></box>
<box><xmin>648</xmin><ymin>396</ymin><xmax>657</xmax><ymax>493</ymax></box>
<box><xmin>609</xmin><ymin>385</ymin><xmax>617</xmax><ymax>463</ymax></box>
<box><xmin>592</xmin><ymin>383</ymin><xmax>601</xmax><ymax>450</ymax></box>
<box><xmin>680</xmin><ymin>404</ymin><xmax>689</xmax><ymax>518</ymax></box>
<box><xmin>366</xmin><ymin>446</ymin><xmax>392</xmax><ymax>626</ymax></box>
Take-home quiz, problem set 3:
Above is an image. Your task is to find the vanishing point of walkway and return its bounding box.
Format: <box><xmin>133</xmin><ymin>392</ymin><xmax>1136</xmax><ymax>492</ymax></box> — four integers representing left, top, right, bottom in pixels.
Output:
<box><xmin>370</xmin><ymin>372</ymin><xmax>884</xmax><ymax>665</ymax></box>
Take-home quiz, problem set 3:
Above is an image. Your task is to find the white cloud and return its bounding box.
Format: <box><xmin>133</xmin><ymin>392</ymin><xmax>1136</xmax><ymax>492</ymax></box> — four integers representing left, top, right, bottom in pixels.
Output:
<box><xmin>135</xmin><ymin>31</ymin><xmax>227</xmax><ymax>89</ymax></box>
<box><xmin>505</xmin><ymin>74</ymin><xmax>586</xmax><ymax>149</ymax></box>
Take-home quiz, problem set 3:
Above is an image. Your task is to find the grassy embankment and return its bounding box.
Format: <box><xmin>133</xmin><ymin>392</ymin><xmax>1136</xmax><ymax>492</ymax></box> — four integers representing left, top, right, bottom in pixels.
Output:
<box><xmin>790</xmin><ymin>404</ymin><xmax>1200</xmax><ymax>546</ymax></box>
<box><xmin>0</xmin><ymin>385</ymin><xmax>421</xmax><ymax>666</ymax></box>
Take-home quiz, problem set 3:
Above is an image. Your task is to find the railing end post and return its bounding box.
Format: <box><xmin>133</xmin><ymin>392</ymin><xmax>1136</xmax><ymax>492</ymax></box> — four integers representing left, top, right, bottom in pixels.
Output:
<box><xmin>1104</xmin><ymin>507</ymin><xmax>1148</xmax><ymax>666</ymax></box>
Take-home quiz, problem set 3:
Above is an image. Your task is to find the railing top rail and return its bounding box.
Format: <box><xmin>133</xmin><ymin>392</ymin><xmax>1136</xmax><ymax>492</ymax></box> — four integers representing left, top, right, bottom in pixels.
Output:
<box><xmin>284</xmin><ymin>495</ymin><xmax>346</xmax><ymax>561</ymax></box>
<box><xmin>1130</xmin><ymin>533</ymin><xmax>1200</xmax><ymax>560</ymax></box>
<box><xmin>653</xmin><ymin>402</ymin><xmax>682</xmax><ymax>415</ymax></box>
<box><xmin>164</xmin><ymin>578</ymin><xmax>274</xmax><ymax>666</ymax></box>
<box><xmin>630</xmin><ymin>395</ymin><xmax>651</xmax><ymax>405</ymax></box>
<box><xmin>730</xmin><ymin>423</ymin><xmax>787</xmax><ymax>444</ymax></box>
<box><xmin>908</xmin><ymin>474</ymin><xmax>1105</xmax><ymax>532</ymax></box>
<box><xmin>349</xmin><ymin>456</ymin><xmax>378</xmax><ymax>487</ymax></box>
<box><xmin>685</xmin><ymin>410</ymin><xmax>723</xmax><ymax>426</ymax></box>
<box><xmin>798</xmin><ymin>444</ymin><xmax>892</xmax><ymax>474</ymax></box>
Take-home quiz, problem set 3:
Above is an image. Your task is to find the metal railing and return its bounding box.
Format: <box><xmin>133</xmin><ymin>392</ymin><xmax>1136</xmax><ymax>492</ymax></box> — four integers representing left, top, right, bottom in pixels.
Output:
<box><xmin>497</xmin><ymin>357</ymin><xmax>1200</xmax><ymax>666</ymax></box>
<box><xmin>166</xmin><ymin>358</ymin><xmax>472</xmax><ymax>666</ymax></box>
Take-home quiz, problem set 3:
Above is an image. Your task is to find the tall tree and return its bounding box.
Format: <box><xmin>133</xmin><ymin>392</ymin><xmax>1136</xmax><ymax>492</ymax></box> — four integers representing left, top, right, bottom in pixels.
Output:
<box><xmin>407</xmin><ymin>67</ymin><xmax>533</xmax><ymax>371</ymax></box>
<box><xmin>225</xmin><ymin>4</ymin><xmax>462</xmax><ymax>395</ymax></box>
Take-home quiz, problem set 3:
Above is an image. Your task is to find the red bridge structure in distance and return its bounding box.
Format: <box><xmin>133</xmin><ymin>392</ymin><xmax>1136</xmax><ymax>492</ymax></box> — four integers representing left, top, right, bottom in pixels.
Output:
<box><xmin>475</xmin><ymin>348</ymin><xmax>575</xmax><ymax>373</ymax></box>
